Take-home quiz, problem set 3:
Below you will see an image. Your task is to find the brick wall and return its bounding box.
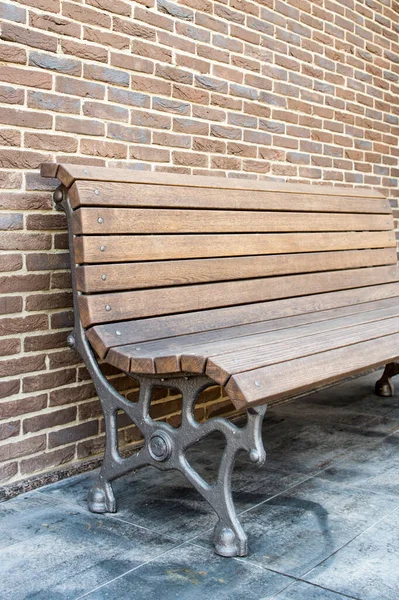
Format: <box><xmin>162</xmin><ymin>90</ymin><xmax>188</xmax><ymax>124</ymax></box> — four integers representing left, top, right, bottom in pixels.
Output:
<box><xmin>0</xmin><ymin>0</ymin><xmax>398</xmax><ymax>488</ymax></box>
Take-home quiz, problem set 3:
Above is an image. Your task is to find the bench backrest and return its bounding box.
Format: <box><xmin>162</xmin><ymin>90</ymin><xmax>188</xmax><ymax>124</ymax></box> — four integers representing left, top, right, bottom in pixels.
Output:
<box><xmin>46</xmin><ymin>164</ymin><xmax>398</xmax><ymax>354</ymax></box>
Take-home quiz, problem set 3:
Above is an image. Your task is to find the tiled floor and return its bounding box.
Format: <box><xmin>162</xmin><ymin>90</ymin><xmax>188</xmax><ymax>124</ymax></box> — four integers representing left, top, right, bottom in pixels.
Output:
<box><xmin>1</xmin><ymin>370</ymin><xmax>399</xmax><ymax>600</ymax></box>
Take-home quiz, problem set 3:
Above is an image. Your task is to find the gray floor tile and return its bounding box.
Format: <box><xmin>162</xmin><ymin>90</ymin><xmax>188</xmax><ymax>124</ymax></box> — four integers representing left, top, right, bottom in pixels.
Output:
<box><xmin>315</xmin><ymin>432</ymin><xmax>399</xmax><ymax>498</ymax></box>
<box><xmin>0</xmin><ymin>494</ymin><xmax>179</xmax><ymax>600</ymax></box>
<box><xmin>196</xmin><ymin>477</ymin><xmax>399</xmax><ymax>578</ymax></box>
<box><xmin>80</xmin><ymin>542</ymin><xmax>292</xmax><ymax>600</ymax></box>
<box><xmin>305</xmin><ymin>507</ymin><xmax>399</xmax><ymax>600</ymax></box>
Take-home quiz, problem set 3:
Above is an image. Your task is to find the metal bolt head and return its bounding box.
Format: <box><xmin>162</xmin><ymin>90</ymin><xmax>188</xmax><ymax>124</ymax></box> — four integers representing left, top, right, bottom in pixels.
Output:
<box><xmin>148</xmin><ymin>431</ymin><xmax>172</xmax><ymax>462</ymax></box>
<box><xmin>116</xmin><ymin>330</ymin><xmax>121</xmax><ymax>336</ymax></box>
<box><xmin>100</xmin><ymin>245</ymin><xmax>105</xmax><ymax>252</ymax></box>
<box><xmin>66</xmin><ymin>333</ymin><xmax>75</xmax><ymax>348</ymax></box>
<box><xmin>254</xmin><ymin>380</ymin><xmax>261</xmax><ymax>387</ymax></box>
<box><xmin>53</xmin><ymin>189</ymin><xmax>63</xmax><ymax>203</ymax></box>
<box><xmin>135</xmin><ymin>347</ymin><xmax>141</xmax><ymax>351</ymax></box>
<box><xmin>105</xmin><ymin>304</ymin><xmax>111</xmax><ymax>312</ymax></box>
<box><xmin>101</xmin><ymin>274</ymin><xmax>107</xmax><ymax>281</ymax></box>
<box><xmin>83</xmin><ymin>168</ymin><xmax>88</xmax><ymax>174</ymax></box>
<box><xmin>94</xmin><ymin>189</ymin><xmax>100</xmax><ymax>196</ymax></box>
<box><xmin>97</xmin><ymin>217</ymin><xmax>104</xmax><ymax>224</ymax></box>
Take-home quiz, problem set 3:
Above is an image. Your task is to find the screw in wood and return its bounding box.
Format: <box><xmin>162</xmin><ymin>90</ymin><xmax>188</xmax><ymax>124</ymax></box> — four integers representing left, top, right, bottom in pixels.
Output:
<box><xmin>100</xmin><ymin>245</ymin><xmax>105</xmax><ymax>252</ymax></box>
<box><xmin>254</xmin><ymin>381</ymin><xmax>261</xmax><ymax>387</ymax></box>
<box><xmin>94</xmin><ymin>189</ymin><xmax>100</xmax><ymax>195</ymax></box>
<box><xmin>116</xmin><ymin>330</ymin><xmax>121</xmax><ymax>336</ymax></box>
<box><xmin>98</xmin><ymin>217</ymin><xmax>103</xmax><ymax>224</ymax></box>
<box><xmin>83</xmin><ymin>168</ymin><xmax>88</xmax><ymax>174</ymax></box>
<box><xmin>105</xmin><ymin>305</ymin><xmax>111</xmax><ymax>311</ymax></box>
<box><xmin>101</xmin><ymin>274</ymin><xmax>107</xmax><ymax>281</ymax></box>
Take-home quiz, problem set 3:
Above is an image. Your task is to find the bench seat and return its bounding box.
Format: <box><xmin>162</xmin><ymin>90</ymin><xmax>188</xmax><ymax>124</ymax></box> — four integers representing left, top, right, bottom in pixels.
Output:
<box><xmin>91</xmin><ymin>290</ymin><xmax>399</xmax><ymax>409</ymax></box>
<box><xmin>42</xmin><ymin>162</ymin><xmax>399</xmax><ymax>558</ymax></box>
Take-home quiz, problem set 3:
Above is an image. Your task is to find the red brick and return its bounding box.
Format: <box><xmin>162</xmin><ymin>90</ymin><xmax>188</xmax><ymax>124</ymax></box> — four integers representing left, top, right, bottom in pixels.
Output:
<box><xmin>49</xmin><ymin>382</ymin><xmax>96</xmax><ymax>407</ymax></box>
<box><xmin>29</xmin><ymin>13</ymin><xmax>81</xmax><ymax>38</ymax></box>
<box><xmin>63</xmin><ymin>1</ymin><xmax>111</xmax><ymax>28</ymax></box>
<box><xmin>0</xmin><ymin>22</ymin><xmax>57</xmax><ymax>52</ymax></box>
<box><xmin>135</xmin><ymin>6</ymin><xmax>174</xmax><ymax>32</ymax></box>
<box><xmin>80</xmin><ymin>139</ymin><xmax>127</xmax><ymax>159</ymax></box>
<box><xmin>20</xmin><ymin>446</ymin><xmax>75</xmax><ymax>475</ymax></box>
<box><xmin>87</xmin><ymin>0</ymin><xmax>131</xmax><ymax>16</ymax></box>
<box><xmin>0</xmin><ymin>355</ymin><xmax>45</xmax><ymax>378</ymax></box>
<box><xmin>0</xmin><ymin>149</ymin><xmax>51</xmax><ymax>169</ymax></box>
<box><xmin>23</xmin><ymin>406</ymin><xmax>77</xmax><ymax>434</ymax></box>
<box><xmin>0</xmin><ymin>41</ymin><xmax>26</xmax><ymax>64</ymax></box>
<box><xmin>55</xmin><ymin>116</ymin><xmax>104</xmax><ymax>137</ymax></box>
<box><xmin>0</xmin><ymin>255</ymin><xmax>22</xmax><ymax>272</ymax></box>
<box><xmin>129</xmin><ymin>146</ymin><xmax>170</xmax><ymax>162</ymax></box>
<box><xmin>83</xmin><ymin>101</ymin><xmax>128</xmax><ymax>122</ymax></box>
<box><xmin>0</xmin><ymin>339</ymin><xmax>20</xmax><ymax>357</ymax></box>
<box><xmin>0</xmin><ymin>273</ymin><xmax>50</xmax><ymax>294</ymax></box>
<box><xmin>0</xmin><ymin>65</ymin><xmax>52</xmax><ymax>89</ymax></box>
<box><xmin>48</xmin><ymin>420</ymin><xmax>98</xmax><ymax>448</ymax></box>
<box><xmin>25</xmin><ymin>133</ymin><xmax>78</xmax><ymax>153</ymax></box>
<box><xmin>0</xmin><ymin>461</ymin><xmax>17</xmax><ymax>481</ymax></box>
<box><xmin>23</xmin><ymin>367</ymin><xmax>76</xmax><ymax>394</ymax></box>
<box><xmin>0</xmin><ymin>435</ymin><xmax>46</xmax><ymax>463</ymax></box>
<box><xmin>56</xmin><ymin>76</ymin><xmax>105</xmax><ymax>99</ymax></box>
<box><xmin>62</xmin><ymin>38</ymin><xmax>108</xmax><ymax>62</ymax></box>
<box><xmin>173</xmin><ymin>152</ymin><xmax>208</xmax><ymax>167</ymax></box>
<box><xmin>113</xmin><ymin>16</ymin><xmax>156</xmax><ymax>40</ymax></box>
<box><xmin>111</xmin><ymin>52</ymin><xmax>153</xmax><ymax>75</ymax></box>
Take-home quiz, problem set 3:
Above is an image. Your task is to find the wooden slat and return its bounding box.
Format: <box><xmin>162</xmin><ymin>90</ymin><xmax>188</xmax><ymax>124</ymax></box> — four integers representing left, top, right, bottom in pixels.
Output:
<box><xmin>225</xmin><ymin>332</ymin><xmax>399</xmax><ymax>409</ymax></box>
<box><xmin>86</xmin><ymin>282</ymin><xmax>399</xmax><ymax>358</ymax></box>
<box><xmin>69</xmin><ymin>181</ymin><xmax>390</xmax><ymax>213</ymax></box>
<box><xmin>78</xmin><ymin>266</ymin><xmax>399</xmax><ymax>327</ymax></box>
<box><xmin>40</xmin><ymin>162</ymin><xmax>59</xmax><ymax>178</ymax></box>
<box><xmin>106</xmin><ymin>299</ymin><xmax>399</xmax><ymax>373</ymax></box>
<box><xmin>76</xmin><ymin>249</ymin><xmax>397</xmax><ymax>293</ymax></box>
<box><xmin>74</xmin><ymin>231</ymin><xmax>396</xmax><ymax>264</ymax></box>
<box><xmin>52</xmin><ymin>163</ymin><xmax>383</xmax><ymax>197</ymax></box>
<box><xmin>205</xmin><ymin>314</ymin><xmax>399</xmax><ymax>385</ymax></box>
<box><xmin>73</xmin><ymin>207</ymin><xmax>393</xmax><ymax>235</ymax></box>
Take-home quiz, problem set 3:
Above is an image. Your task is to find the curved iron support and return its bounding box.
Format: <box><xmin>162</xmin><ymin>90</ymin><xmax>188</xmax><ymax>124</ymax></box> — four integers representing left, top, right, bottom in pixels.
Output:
<box><xmin>58</xmin><ymin>188</ymin><xmax>267</xmax><ymax>557</ymax></box>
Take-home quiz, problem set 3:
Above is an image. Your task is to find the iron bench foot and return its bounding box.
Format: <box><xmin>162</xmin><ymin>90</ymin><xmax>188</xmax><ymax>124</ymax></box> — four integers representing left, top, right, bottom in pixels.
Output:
<box><xmin>375</xmin><ymin>362</ymin><xmax>399</xmax><ymax>397</ymax></box>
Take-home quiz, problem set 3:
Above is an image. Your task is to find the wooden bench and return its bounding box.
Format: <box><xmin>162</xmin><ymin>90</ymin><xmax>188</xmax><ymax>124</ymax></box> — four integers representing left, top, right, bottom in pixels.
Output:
<box><xmin>41</xmin><ymin>162</ymin><xmax>399</xmax><ymax>557</ymax></box>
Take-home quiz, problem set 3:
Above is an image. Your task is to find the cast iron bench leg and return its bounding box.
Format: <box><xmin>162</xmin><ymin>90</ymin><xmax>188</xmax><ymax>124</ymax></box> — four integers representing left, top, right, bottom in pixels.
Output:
<box><xmin>83</xmin><ymin>371</ymin><xmax>267</xmax><ymax>557</ymax></box>
<box><xmin>375</xmin><ymin>362</ymin><xmax>399</xmax><ymax>397</ymax></box>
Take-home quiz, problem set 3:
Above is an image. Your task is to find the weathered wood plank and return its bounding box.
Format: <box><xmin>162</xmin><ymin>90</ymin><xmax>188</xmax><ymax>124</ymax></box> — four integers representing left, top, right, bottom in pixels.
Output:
<box><xmin>79</xmin><ymin>266</ymin><xmax>399</xmax><ymax>327</ymax></box>
<box><xmin>40</xmin><ymin>162</ymin><xmax>59</xmax><ymax>178</ymax></box>
<box><xmin>226</xmin><ymin>332</ymin><xmax>399</xmax><ymax>409</ymax></box>
<box><xmin>86</xmin><ymin>282</ymin><xmax>399</xmax><ymax>359</ymax></box>
<box><xmin>205</xmin><ymin>313</ymin><xmax>399</xmax><ymax>385</ymax></box>
<box><xmin>69</xmin><ymin>181</ymin><xmax>389</xmax><ymax>212</ymax></box>
<box><xmin>76</xmin><ymin>249</ymin><xmax>397</xmax><ymax>293</ymax></box>
<box><xmin>73</xmin><ymin>207</ymin><xmax>393</xmax><ymax>235</ymax></box>
<box><xmin>53</xmin><ymin>163</ymin><xmax>383</xmax><ymax>197</ymax></box>
<box><xmin>105</xmin><ymin>299</ymin><xmax>399</xmax><ymax>373</ymax></box>
<box><xmin>74</xmin><ymin>231</ymin><xmax>396</xmax><ymax>264</ymax></box>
